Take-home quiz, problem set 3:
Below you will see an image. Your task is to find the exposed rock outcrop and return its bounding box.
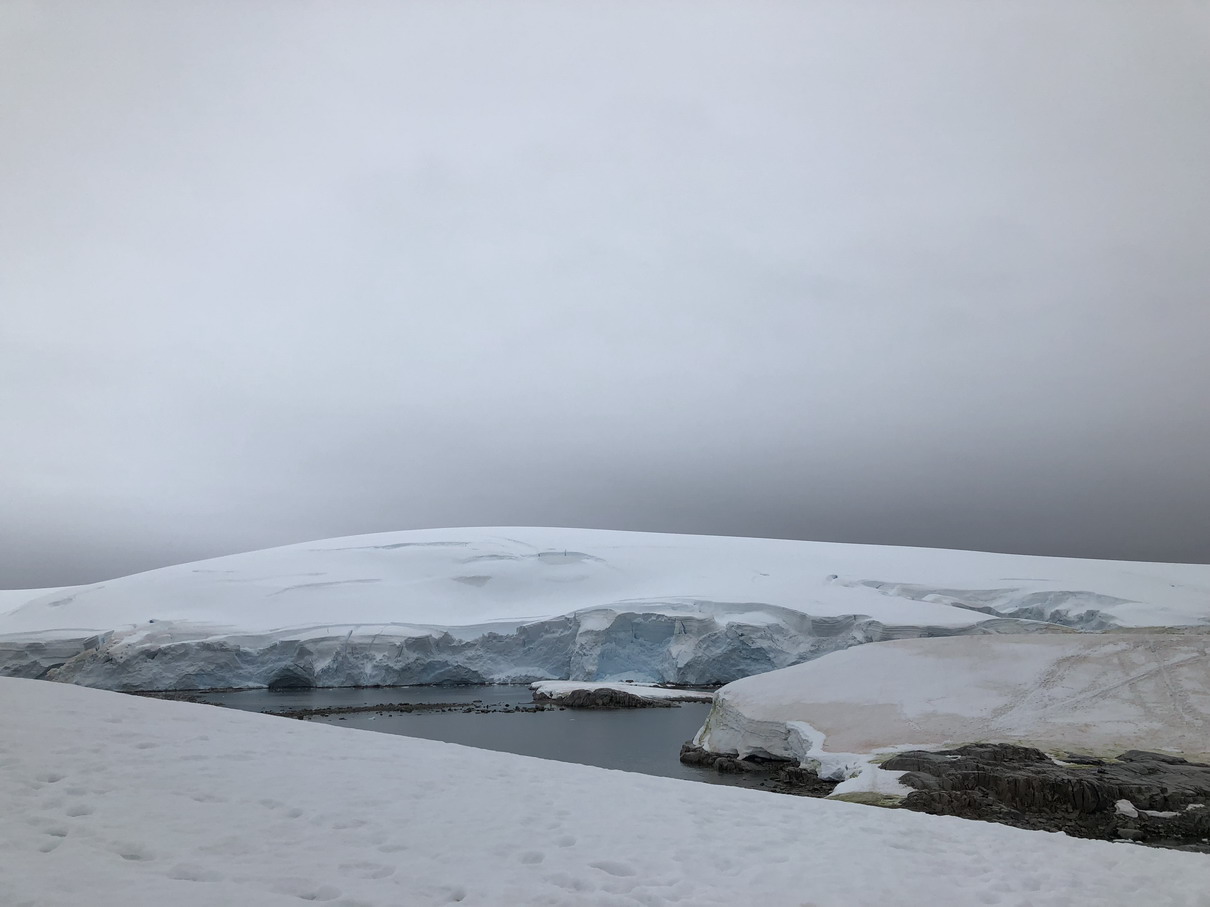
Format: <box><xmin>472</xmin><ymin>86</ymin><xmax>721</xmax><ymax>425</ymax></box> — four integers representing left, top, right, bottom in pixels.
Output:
<box><xmin>678</xmin><ymin>743</ymin><xmax>839</xmax><ymax>796</ymax></box>
<box><xmin>885</xmin><ymin>744</ymin><xmax>1210</xmax><ymax>850</ymax></box>
<box><xmin>530</xmin><ymin>680</ymin><xmax>714</xmax><ymax>708</ymax></box>
<box><xmin>534</xmin><ymin>687</ymin><xmax>675</xmax><ymax>709</ymax></box>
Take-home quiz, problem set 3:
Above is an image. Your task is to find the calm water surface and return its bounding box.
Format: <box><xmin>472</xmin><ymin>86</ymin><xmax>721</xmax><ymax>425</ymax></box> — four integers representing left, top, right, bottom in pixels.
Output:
<box><xmin>200</xmin><ymin>685</ymin><xmax>759</xmax><ymax>789</ymax></box>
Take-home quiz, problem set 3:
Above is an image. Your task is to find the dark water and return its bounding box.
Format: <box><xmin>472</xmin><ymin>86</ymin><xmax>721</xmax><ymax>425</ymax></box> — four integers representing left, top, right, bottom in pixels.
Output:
<box><xmin>199</xmin><ymin>685</ymin><xmax>757</xmax><ymax>788</ymax></box>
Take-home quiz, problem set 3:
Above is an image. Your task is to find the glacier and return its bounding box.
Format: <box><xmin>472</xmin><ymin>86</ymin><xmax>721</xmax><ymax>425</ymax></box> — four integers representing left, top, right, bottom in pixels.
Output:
<box><xmin>2</xmin><ymin>527</ymin><xmax>1208</xmax><ymax>691</ymax></box>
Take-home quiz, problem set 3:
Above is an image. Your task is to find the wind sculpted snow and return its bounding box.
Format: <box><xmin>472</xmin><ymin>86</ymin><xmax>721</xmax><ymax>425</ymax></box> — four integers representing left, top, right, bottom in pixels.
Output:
<box><xmin>2</xmin><ymin>677</ymin><xmax>1209</xmax><ymax>907</ymax></box>
<box><xmin>2</xmin><ymin>527</ymin><xmax>1208</xmax><ymax>690</ymax></box>
<box><xmin>694</xmin><ymin>634</ymin><xmax>1210</xmax><ymax>799</ymax></box>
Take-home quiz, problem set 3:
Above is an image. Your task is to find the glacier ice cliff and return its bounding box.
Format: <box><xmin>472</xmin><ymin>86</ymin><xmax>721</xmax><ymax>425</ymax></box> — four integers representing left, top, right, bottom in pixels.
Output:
<box><xmin>18</xmin><ymin>605</ymin><xmax>1062</xmax><ymax>691</ymax></box>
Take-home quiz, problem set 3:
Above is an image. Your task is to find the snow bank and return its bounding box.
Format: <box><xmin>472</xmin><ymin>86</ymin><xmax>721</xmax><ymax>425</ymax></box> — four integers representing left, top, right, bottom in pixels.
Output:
<box><xmin>2</xmin><ymin>527</ymin><xmax>1208</xmax><ymax>690</ymax></box>
<box><xmin>695</xmin><ymin>634</ymin><xmax>1210</xmax><ymax>789</ymax></box>
<box><xmin>3</xmin><ymin>676</ymin><xmax>1208</xmax><ymax>907</ymax></box>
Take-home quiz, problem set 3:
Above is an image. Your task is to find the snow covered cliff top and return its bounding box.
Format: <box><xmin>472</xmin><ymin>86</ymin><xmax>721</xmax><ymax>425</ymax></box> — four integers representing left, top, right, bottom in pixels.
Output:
<box><xmin>696</xmin><ymin>633</ymin><xmax>1210</xmax><ymax>789</ymax></box>
<box><xmin>3</xmin><ymin>526</ymin><xmax>1209</xmax><ymax>637</ymax></box>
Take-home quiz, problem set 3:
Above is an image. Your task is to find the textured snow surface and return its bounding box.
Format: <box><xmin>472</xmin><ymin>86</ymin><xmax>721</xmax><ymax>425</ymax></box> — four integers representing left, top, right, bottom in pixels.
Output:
<box><xmin>696</xmin><ymin>634</ymin><xmax>1210</xmax><ymax>778</ymax></box>
<box><xmin>2</xmin><ymin>527</ymin><xmax>1208</xmax><ymax>689</ymax></box>
<box><xmin>530</xmin><ymin>681</ymin><xmax>713</xmax><ymax>703</ymax></box>
<box><xmin>3</xmin><ymin>677</ymin><xmax>1209</xmax><ymax>907</ymax></box>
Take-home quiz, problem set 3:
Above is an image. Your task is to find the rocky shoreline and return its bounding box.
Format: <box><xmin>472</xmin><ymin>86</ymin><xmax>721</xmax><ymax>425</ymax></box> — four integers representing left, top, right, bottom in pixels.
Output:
<box><xmin>128</xmin><ymin>681</ymin><xmax>712</xmax><ymax>714</ymax></box>
<box><xmin>682</xmin><ymin>741</ymin><xmax>1210</xmax><ymax>852</ymax></box>
<box><xmin>263</xmin><ymin>701</ymin><xmax>561</xmax><ymax>719</ymax></box>
<box><xmin>886</xmin><ymin>744</ymin><xmax>1210</xmax><ymax>852</ymax></box>
<box><xmin>679</xmin><ymin>743</ymin><xmax>840</xmax><ymax>797</ymax></box>
<box><xmin>531</xmin><ymin>683</ymin><xmax>714</xmax><ymax>709</ymax></box>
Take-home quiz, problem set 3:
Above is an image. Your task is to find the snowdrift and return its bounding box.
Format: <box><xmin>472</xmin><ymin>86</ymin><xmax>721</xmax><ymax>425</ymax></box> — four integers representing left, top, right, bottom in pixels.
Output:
<box><xmin>2</xmin><ymin>527</ymin><xmax>1208</xmax><ymax>690</ymax></box>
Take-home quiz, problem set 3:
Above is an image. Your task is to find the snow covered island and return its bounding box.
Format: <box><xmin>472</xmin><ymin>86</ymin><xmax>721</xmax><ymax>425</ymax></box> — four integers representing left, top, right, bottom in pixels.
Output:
<box><xmin>530</xmin><ymin>680</ymin><xmax>714</xmax><ymax>708</ymax></box>
<box><xmin>2</xmin><ymin>527</ymin><xmax>1208</xmax><ymax>691</ymax></box>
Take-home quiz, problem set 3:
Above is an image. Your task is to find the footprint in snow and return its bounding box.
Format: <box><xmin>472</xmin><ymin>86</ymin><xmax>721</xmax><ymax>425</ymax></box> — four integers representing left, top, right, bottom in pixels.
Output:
<box><xmin>115</xmin><ymin>843</ymin><xmax>156</xmax><ymax>862</ymax></box>
<box><xmin>338</xmin><ymin>861</ymin><xmax>395</xmax><ymax>880</ymax></box>
<box><xmin>589</xmin><ymin>860</ymin><xmax>636</xmax><ymax>877</ymax></box>
<box><xmin>189</xmin><ymin>791</ymin><xmax>227</xmax><ymax>804</ymax></box>
<box><xmin>273</xmin><ymin>880</ymin><xmax>342</xmax><ymax>901</ymax></box>
<box><xmin>168</xmin><ymin>864</ymin><xmax>224</xmax><ymax>883</ymax></box>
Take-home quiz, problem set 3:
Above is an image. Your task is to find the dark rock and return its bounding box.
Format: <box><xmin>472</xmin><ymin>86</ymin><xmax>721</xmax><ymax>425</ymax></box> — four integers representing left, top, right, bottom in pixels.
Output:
<box><xmin>772</xmin><ymin>766</ymin><xmax>839</xmax><ymax>796</ymax></box>
<box><xmin>1118</xmin><ymin>750</ymin><xmax>1192</xmax><ymax>765</ymax></box>
<box><xmin>884</xmin><ymin>743</ymin><xmax>1210</xmax><ymax>851</ymax></box>
<box><xmin>678</xmin><ymin>743</ymin><xmax>712</xmax><ymax>766</ymax></box>
<box><xmin>678</xmin><ymin>744</ymin><xmax>839</xmax><ymax>796</ymax></box>
<box><xmin>679</xmin><ymin>742</ymin><xmax>717</xmax><ymax>767</ymax></box>
<box><xmin>535</xmin><ymin>687</ymin><xmax>676</xmax><ymax>709</ymax></box>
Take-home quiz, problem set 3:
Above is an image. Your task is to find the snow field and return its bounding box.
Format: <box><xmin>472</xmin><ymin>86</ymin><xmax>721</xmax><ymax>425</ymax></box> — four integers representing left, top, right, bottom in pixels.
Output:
<box><xmin>3</xmin><ymin>676</ymin><xmax>1210</xmax><ymax>907</ymax></box>
<box><xmin>4</xmin><ymin>527</ymin><xmax>1210</xmax><ymax>636</ymax></box>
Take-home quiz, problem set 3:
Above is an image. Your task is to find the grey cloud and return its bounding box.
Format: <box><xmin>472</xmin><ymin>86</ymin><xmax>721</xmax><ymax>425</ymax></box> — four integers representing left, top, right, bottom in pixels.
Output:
<box><xmin>2</xmin><ymin>1</ymin><xmax>1209</xmax><ymax>587</ymax></box>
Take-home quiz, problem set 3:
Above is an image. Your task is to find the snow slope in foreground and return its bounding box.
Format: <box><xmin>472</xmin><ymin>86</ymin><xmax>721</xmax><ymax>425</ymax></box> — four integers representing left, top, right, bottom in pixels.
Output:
<box><xmin>2</xmin><ymin>527</ymin><xmax>1208</xmax><ymax>690</ymax></box>
<box><xmin>2</xmin><ymin>678</ymin><xmax>1208</xmax><ymax>907</ymax></box>
<box><xmin>696</xmin><ymin>634</ymin><xmax>1210</xmax><ymax>789</ymax></box>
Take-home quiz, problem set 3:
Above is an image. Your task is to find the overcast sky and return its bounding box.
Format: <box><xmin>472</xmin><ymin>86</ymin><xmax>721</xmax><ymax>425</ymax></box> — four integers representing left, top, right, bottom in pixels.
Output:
<box><xmin>3</xmin><ymin>1</ymin><xmax>1209</xmax><ymax>588</ymax></box>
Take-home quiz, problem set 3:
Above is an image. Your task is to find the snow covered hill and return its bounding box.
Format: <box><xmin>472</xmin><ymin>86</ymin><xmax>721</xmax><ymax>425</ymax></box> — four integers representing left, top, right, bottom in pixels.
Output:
<box><xmin>694</xmin><ymin>633</ymin><xmax>1210</xmax><ymax>792</ymax></box>
<box><xmin>2</xmin><ymin>527</ymin><xmax>1208</xmax><ymax>690</ymax></box>
<box><xmin>3</xmin><ymin>676</ymin><xmax>1209</xmax><ymax>906</ymax></box>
